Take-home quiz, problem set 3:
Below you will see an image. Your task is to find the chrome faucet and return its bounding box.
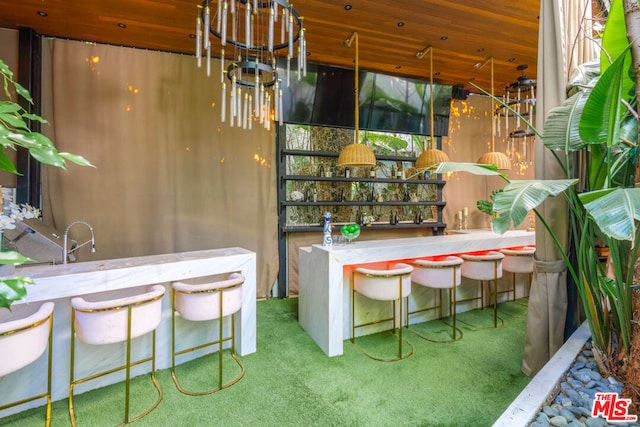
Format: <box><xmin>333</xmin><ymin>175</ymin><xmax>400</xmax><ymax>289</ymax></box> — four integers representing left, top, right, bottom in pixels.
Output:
<box><xmin>62</xmin><ymin>220</ymin><xmax>96</xmax><ymax>264</ymax></box>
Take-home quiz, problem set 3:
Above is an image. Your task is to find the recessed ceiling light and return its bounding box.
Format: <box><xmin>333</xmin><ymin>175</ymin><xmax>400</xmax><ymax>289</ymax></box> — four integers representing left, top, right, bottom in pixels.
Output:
<box><xmin>306</xmin><ymin>51</ymin><xmax>311</xmax><ymax>56</ymax></box>
<box><xmin>477</xmin><ymin>48</ymin><xmax>484</xmax><ymax>52</ymax></box>
<box><xmin>344</xmin><ymin>4</ymin><xmax>352</xmax><ymax>10</ymax></box>
<box><xmin>435</xmin><ymin>71</ymin><xmax>441</xmax><ymax>76</ymax></box>
<box><xmin>117</xmin><ymin>23</ymin><xmax>127</xmax><ymax>29</ymax></box>
<box><xmin>507</xmin><ymin>57</ymin><xmax>516</xmax><ymax>62</ymax></box>
<box><xmin>440</xmin><ymin>36</ymin><xmax>448</xmax><ymax>41</ymax></box>
<box><xmin>37</xmin><ymin>11</ymin><xmax>48</xmax><ymax>17</ymax></box>
<box><xmin>395</xmin><ymin>65</ymin><xmax>401</xmax><ymax>69</ymax></box>
<box><xmin>469</xmin><ymin>77</ymin><xmax>475</xmax><ymax>81</ymax></box>
<box><xmin>397</xmin><ymin>22</ymin><xmax>405</xmax><ymax>27</ymax></box>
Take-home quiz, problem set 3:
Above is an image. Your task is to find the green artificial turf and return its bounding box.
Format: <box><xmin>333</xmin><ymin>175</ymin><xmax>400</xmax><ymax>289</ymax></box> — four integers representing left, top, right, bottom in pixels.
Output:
<box><xmin>3</xmin><ymin>298</ymin><xmax>531</xmax><ymax>427</ymax></box>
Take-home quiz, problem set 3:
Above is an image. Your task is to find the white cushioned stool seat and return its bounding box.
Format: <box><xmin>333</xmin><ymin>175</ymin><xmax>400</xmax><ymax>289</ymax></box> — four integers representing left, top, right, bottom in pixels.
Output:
<box><xmin>409</xmin><ymin>256</ymin><xmax>464</xmax><ymax>342</ymax></box>
<box><xmin>0</xmin><ymin>302</ymin><xmax>54</xmax><ymax>426</ymax></box>
<box><xmin>351</xmin><ymin>262</ymin><xmax>414</xmax><ymax>361</ymax></box>
<box><xmin>171</xmin><ymin>272</ymin><xmax>245</xmax><ymax>395</ymax></box>
<box><xmin>69</xmin><ymin>285</ymin><xmax>165</xmax><ymax>426</ymax></box>
<box><xmin>460</xmin><ymin>251</ymin><xmax>505</xmax><ymax>328</ymax></box>
<box><xmin>501</xmin><ymin>246</ymin><xmax>535</xmax><ymax>299</ymax></box>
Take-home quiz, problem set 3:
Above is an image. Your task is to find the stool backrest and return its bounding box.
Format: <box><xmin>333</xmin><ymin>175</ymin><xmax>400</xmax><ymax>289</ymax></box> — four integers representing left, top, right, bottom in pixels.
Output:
<box><xmin>71</xmin><ymin>285</ymin><xmax>165</xmax><ymax>345</ymax></box>
<box><xmin>0</xmin><ymin>302</ymin><xmax>54</xmax><ymax>376</ymax></box>
<box><xmin>460</xmin><ymin>251</ymin><xmax>504</xmax><ymax>280</ymax></box>
<box><xmin>172</xmin><ymin>272</ymin><xmax>244</xmax><ymax>321</ymax></box>
<box><xmin>354</xmin><ymin>263</ymin><xmax>413</xmax><ymax>301</ymax></box>
<box><xmin>500</xmin><ymin>247</ymin><xmax>535</xmax><ymax>273</ymax></box>
<box><xmin>411</xmin><ymin>256</ymin><xmax>463</xmax><ymax>288</ymax></box>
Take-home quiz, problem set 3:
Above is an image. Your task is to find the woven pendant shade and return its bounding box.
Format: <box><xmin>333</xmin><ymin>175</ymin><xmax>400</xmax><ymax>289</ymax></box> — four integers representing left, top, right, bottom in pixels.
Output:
<box><xmin>416</xmin><ymin>148</ymin><xmax>449</xmax><ymax>169</ymax></box>
<box><xmin>337</xmin><ymin>32</ymin><xmax>376</xmax><ymax>168</ymax></box>
<box><xmin>477</xmin><ymin>151</ymin><xmax>512</xmax><ymax>170</ymax></box>
<box><xmin>338</xmin><ymin>143</ymin><xmax>377</xmax><ymax>167</ymax></box>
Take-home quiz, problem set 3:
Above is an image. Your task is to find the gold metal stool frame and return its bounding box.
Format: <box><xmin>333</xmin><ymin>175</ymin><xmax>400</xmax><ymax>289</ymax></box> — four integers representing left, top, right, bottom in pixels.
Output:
<box><xmin>351</xmin><ymin>264</ymin><xmax>414</xmax><ymax>362</ymax></box>
<box><xmin>459</xmin><ymin>253</ymin><xmax>505</xmax><ymax>329</ymax></box>
<box><xmin>0</xmin><ymin>303</ymin><xmax>54</xmax><ymax>427</ymax></box>
<box><xmin>171</xmin><ymin>273</ymin><xmax>245</xmax><ymax>395</ymax></box>
<box><xmin>407</xmin><ymin>257</ymin><xmax>464</xmax><ymax>343</ymax></box>
<box><xmin>69</xmin><ymin>287</ymin><xmax>164</xmax><ymax>427</ymax></box>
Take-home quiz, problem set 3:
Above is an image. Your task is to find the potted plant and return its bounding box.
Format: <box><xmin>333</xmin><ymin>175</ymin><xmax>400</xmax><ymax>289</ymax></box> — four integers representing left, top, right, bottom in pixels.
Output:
<box><xmin>0</xmin><ymin>59</ymin><xmax>92</xmax><ymax>310</ymax></box>
<box><xmin>428</xmin><ymin>0</ymin><xmax>640</xmax><ymax>409</ymax></box>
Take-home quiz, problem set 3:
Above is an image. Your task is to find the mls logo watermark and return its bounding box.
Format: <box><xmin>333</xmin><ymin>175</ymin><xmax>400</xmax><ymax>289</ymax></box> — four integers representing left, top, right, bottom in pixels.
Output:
<box><xmin>591</xmin><ymin>392</ymin><xmax>638</xmax><ymax>422</ymax></box>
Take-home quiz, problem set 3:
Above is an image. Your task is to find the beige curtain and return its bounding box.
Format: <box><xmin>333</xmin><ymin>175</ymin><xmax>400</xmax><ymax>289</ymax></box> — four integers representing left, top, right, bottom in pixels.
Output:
<box><xmin>522</xmin><ymin>0</ymin><xmax>595</xmax><ymax>377</ymax></box>
<box><xmin>39</xmin><ymin>38</ymin><xmax>277</xmax><ymax>299</ymax></box>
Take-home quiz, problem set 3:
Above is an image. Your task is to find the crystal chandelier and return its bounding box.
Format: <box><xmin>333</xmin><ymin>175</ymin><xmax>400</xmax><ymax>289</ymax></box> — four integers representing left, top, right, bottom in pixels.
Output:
<box><xmin>195</xmin><ymin>0</ymin><xmax>307</xmax><ymax>130</ymax></box>
<box><xmin>496</xmin><ymin>64</ymin><xmax>536</xmax><ymax>168</ymax></box>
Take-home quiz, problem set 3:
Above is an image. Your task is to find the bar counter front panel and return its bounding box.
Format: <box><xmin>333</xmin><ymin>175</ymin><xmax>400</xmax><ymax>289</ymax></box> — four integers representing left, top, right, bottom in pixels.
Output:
<box><xmin>299</xmin><ymin>230</ymin><xmax>535</xmax><ymax>357</ymax></box>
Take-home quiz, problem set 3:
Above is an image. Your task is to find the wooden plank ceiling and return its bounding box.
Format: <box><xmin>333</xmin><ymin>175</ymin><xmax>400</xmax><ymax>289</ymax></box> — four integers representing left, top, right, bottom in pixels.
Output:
<box><xmin>0</xmin><ymin>0</ymin><xmax>541</xmax><ymax>92</ymax></box>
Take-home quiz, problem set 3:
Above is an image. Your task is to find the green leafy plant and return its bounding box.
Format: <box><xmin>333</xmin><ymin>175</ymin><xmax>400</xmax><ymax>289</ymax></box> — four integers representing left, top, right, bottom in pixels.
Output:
<box><xmin>477</xmin><ymin>189</ymin><xmax>503</xmax><ymax>218</ymax></box>
<box><xmin>430</xmin><ymin>0</ymin><xmax>640</xmax><ymax>400</ymax></box>
<box><xmin>0</xmin><ymin>59</ymin><xmax>93</xmax><ymax>310</ymax></box>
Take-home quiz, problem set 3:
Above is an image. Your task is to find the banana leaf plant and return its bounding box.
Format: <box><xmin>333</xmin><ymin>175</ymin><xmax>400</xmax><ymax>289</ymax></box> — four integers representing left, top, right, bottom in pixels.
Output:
<box><xmin>0</xmin><ymin>59</ymin><xmax>93</xmax><ymax>310</ymax></box>
<box><xmin>429</xmin><ymin>0</ymin><xmax>640</xmax><ymax>379</ymax></box>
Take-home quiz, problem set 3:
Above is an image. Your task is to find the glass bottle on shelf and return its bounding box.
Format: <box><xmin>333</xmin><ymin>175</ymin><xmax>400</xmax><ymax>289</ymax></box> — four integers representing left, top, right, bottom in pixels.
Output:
<box><xmin>390</xmin><ymin>164</ymin><xmax>396</xmax><ymax>179</ymax></box>
<box><xmin>369</xmin><ymin>166</ymin><xmax>376</xmax><ymax>178</ymax></box>
<box><xmin>396</xmin><ymin>164</ymin><xmax>403</xmax><ymax>179</ymax></box>
<box><xmin>317</xmin><ymin>162</ymin><xmax>325</xmax><ymax>177</ymax></box>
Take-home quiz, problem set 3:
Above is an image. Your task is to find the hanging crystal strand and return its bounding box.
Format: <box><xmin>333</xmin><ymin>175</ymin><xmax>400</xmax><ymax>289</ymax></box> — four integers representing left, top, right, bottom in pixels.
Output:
<box><xmin>236</xmin><ymin>85</ymin><xmax>242</xmax><ymax>125</ymax></box>
<box><xmin>216</xmin><ymin>0</ymin><xmax>222</xmax><ymax>32</ymax></box>
<box><xmin>259</xmin><ymin>83</ymin><xmax>265</xmax><ymax>124</ymax></box>
<box><xmin>230</xmin><ymin>0</ymin><xmax>235</xmax><ymax>13</ymax></box>
<box><xmin>301</xmin><ymin>27</ymin><xmax>307</xmax><ymax>76</ymax></box>
<box><xmin>265</xmin><ymin>93</ymin><xmax>271</xmax><ymax>130</ymax></box>
<box><xmin>221</xmin><ymin>1</ymin><xmax>228</xmax><ymax>46</ymax></box>
<box><xmin>505</xmin><ymin>90</ymin><xmax>509</xmax><ymax>134</ymax></box>
<box><xmin>230</xmin><ymin>75</ymin><xmax>237</xmax><ymax>126</ymax></box>
<box><xmin>288</xmin><ymin>11</ymin><xmax>294</xmax><ymax>59</ymax></box>
<box><xmin>220</xmin><ymin>48</ymin><xmax>225</xmax><ymax>83</ymax></box>
<box><xmin>196</xmin><ymin>10</ymin><xmax>202</xmax><ymax>68</ymax></box>
<box><xmin>297</xmin><ymin>39</ymin><xmax>302</xmax><ymax>79</ymax></box>
<box><xmin>531</xmin><ymin>85</ymin><xmax>536</xmax><ymax>107</ymax></box>
<box><xmin>245</xmin><ymin>2</ymin><xmax>251</xmax><ymax>47</ymax></box>
<box><xmin>281</xmin><ymin>8</ymin><xmax>287</xmax><ymax>44</ymax></box>
<box><xmin>516</xmin><ymin>87</ymin><xmax>521</xmax><ymax>128</ymax></box>
<box><xmin>254</xmin><ymin>61</ymin><xmax>259</xmax><ymax>117</ymax></box>
<box><xmin>221</xmin><ymin>81</ymin><xmax>226</xmax><ymax>122</ymax></box>
<box><xmin>274</xmin><ymin>1</ymin><xmax>279</xmax><ymax>22</ymax></box>
<box><xmin>278</xmin><ymin>88</ymin><xmax>283</xmax><ymax>126</ymax></box>
<box><xmin>273</xmin><ymin>79</ymin><xmax>279</xmax><ymax>123</ymax></box>
<box><xmin>243</xmin><ymin>92</ymin><xmax>249</xmax><ymax>129</ymax></box>
<box><xmin>287</xmin><ymin>55</ymin><xmax>291</xmax><ymax>87</ymax></box>
<box><xmin>253</xmin><ymin>0</ymin><xmax>258</xmax><ymax>13</ymax></box>
<box><xmin>268</xmin><ymin>4</ymin><xmax>274</xmax><ymax>52</ymax></box>
<box><xmin>203</xmin><ymin>5</ymin><xmax>210</xmax><ymax>50</ymax></box>
<box><xmin>248</xmin><ymin>94</ymin><xmax>253</xmax><ymax>130</ymax></box>
<box><xmin>206</xmin><ymin>44</ymin><xmax>211</xmax><ymax>76</ymax></box>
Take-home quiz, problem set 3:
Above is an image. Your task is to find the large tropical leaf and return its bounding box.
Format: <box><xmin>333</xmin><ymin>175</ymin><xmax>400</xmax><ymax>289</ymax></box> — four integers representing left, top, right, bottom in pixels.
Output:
<box><xmin>432</xmin><ymin>162</ymin><xmax>502</xmax><ymax>176</ymax></box>
<box><xmin>0</xmin><ymin>277</ymin><xmax>34</xmax><ymax>310</ymax></box>
<box><xmin>579</xmin><ymin>45</ymin><xmax>631</xmax><ymax>146</ymax></box>
<box><xmin>491</xmin><ymin>179</ymin><xmax>578</xmax><ymax>234</ymax></box>
<box><xmin>579</xmin><ymin>188</ymin><xmax>640</xmax><ymax>242</ymax></box>
<box><xmin>600</xmin><ymin>0</ymin><xmax>630</xmax><ymax>78</ymax></box>
<box><xmin>542</xmin><ymin>84</ymin><xmax>593</xmax><ymax>152</ymax></box>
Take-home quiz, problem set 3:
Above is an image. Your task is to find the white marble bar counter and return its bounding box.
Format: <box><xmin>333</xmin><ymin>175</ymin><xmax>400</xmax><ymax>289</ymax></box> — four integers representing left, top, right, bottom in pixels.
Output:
<box><xmin>298</xmin><ymin>230</ymin><xmax>534</xmax><ymax>357</ymax></box>
<box><xmin>1</xmin><ymin>247</ymin><xmax>256</xmax><ymax>414</ymax></box>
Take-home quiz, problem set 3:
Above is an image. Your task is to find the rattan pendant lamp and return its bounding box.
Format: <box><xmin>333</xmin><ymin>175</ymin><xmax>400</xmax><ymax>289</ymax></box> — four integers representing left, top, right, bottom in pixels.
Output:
<box><xmin>337</xmin><ymin>32</ymin><xmax>376</xmax><ymax>168</ymax></box>
<box><xmin>415</xmin><ymin>46</ymin><xmax>449</xmax><ymax>169</ymax></box>
<box><xmin>476</xmin><ymin>57</ymin><xmax>511</xmax><ymax>171</ymax></box>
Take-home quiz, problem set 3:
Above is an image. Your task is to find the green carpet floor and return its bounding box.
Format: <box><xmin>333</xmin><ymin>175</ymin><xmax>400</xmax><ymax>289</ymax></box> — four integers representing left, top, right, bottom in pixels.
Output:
<box><xmin>3</xmin><ymin>298</ymin><xmax>531</xmax><ymax>427</ymax></box>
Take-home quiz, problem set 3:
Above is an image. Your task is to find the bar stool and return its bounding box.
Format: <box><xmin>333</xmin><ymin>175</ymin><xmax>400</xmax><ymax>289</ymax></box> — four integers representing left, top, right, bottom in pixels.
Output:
<box><xmin>69</xmin><ymin>285</ymin><xmax>165</xmax><ymax>426</ymax></box>
<box><xmin>171</xmin><ymin>272</ymin><xmax>245</xmax><ymax>395</ymax></box>
<box><xmin>351</xmin><ymin>262</ymin><xmax>414</xmax><ymax>362</ymax></box>
<box><xmin>0</xmin><ymin>302</ymin><xmax>54</xmax><ymax>426</ymax></box>
<box><xmin>408</xmin><ymin>256</ymin><xmax>464</xmax><ymax>342</ymax></box>
<box><xmin>500</xmin><ymin>246</ymin><xmax>535</xmax><ymax>300</ymax></box>
<box><xmin>460</xmin><ymin>251</ymin><xmax>505</xmax><ymax>328</ymax></box>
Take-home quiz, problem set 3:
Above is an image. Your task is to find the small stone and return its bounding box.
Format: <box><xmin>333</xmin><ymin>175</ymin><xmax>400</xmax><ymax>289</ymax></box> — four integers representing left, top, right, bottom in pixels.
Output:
<box><xmin>576</xmin><ymin>373</ymin><xmax>591</xmax><ymax>383</ymax></box>
<box><xmin>565</xmin><ymin>389</ymin><xmax>582</xmax><ymax>404</ymax></box>
<box><xmin>559</xmin><ymin>408</ymin><xmax>576</xmax><ymax>421</ymax></box>
<box><xmin>583</xmin><ymin>380</ymin><xmax>596</xmax><ymax>389</ymax></box>
<box><xmin>573</xmin><ymin>362</ymin><xmax>586</xmax><ymax>370</ymax></box>
<box><xmin>583</xmin><ymin>349</ymin><xmax>593</xmax><ymax>357</ymax></box>
<box><xmin>544</xmin><ymin>405</ymin><xmax>561</xmax><ymax>417</ymax></box>
<box><xmin>550</xmin><ymin>415</ymin><xmax>569</xmax><ymax>426</ymax></box>
<box><xmin>568</xmin><ymin>378</ymin><xmax>583</xmax><ymax>389</ymax></box>
<box><xmin>585</xmin><ymin>417</ymin><xmax>606</xmax><ymax>427</ymax></box>
<box><xmin>558</xmin><ymin>394</ymin><xmax>573</xmax><ymax>407</ymax></box>
<box><xmin>566</xmin><ymin>420</ymin><xmax>586</xmax><ymax>427</ymax></box>
<box><xmin>585</xmin><ymin>361</ymin><xmax>598</xmax><ymax>370</ymax></box>
<box><xmin>532</xmin><ymin>421</ymin><xmax>550</xmax><ymax>427</ymax></box>
<box><xmin>578</xmin><ymin>387</ymin><xmax>598</xmax><ymax>398</ymax></box>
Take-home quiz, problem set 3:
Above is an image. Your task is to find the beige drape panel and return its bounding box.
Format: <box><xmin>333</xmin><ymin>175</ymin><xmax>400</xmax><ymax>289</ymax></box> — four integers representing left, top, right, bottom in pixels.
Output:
<box><xmin>39</xmin><ymin>39</ymin><xmax>277</xmax><ymax>299</ymax></box>
<box><xmin>523</xmin><ymin>0</ymin><xmax>594</xmax><ymax>377</ymax></box>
